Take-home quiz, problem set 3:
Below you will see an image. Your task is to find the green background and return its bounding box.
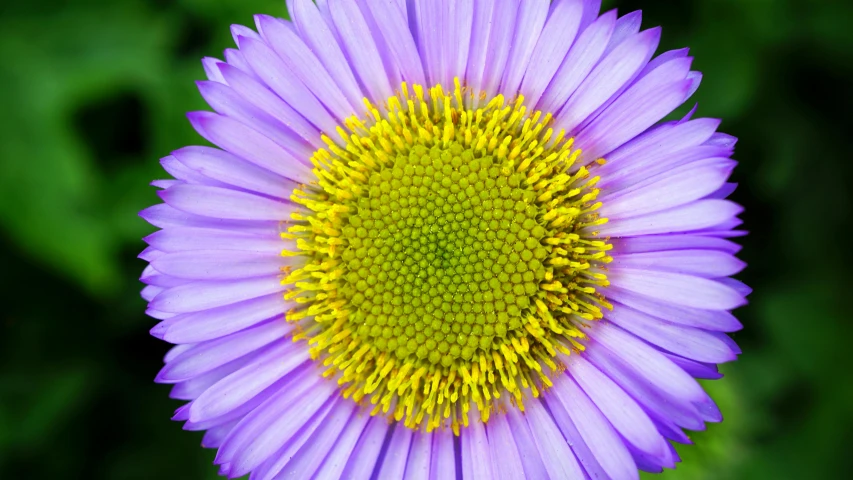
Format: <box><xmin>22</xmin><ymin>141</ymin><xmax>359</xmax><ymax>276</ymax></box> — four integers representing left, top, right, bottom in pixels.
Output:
<box><xmin>1</xmin><ymin>0</ymin><xmax>851</xmax><ymax>478</ymax></box>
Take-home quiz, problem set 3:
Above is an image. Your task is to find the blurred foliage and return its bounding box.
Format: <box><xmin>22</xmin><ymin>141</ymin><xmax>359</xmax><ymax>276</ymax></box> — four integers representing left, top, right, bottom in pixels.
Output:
<box><xmin>1</xmin><ymin>0</ymin><xmax>852</xmax><ymax>478</ymax></box>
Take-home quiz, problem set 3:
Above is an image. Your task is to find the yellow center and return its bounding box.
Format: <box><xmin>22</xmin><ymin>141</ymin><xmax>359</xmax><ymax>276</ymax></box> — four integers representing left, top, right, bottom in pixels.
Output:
<box><xmin>282</xmin><ymin>79</ymin><xmax>612</xmax><ymax>434</ymax></box>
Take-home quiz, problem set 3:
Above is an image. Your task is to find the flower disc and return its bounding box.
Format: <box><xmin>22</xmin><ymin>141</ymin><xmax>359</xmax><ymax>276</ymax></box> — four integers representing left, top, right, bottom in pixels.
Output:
<box><xmin>285</xmin><ymin>81</ymin><xmax>613</xmax><ymax>432</ymax></box>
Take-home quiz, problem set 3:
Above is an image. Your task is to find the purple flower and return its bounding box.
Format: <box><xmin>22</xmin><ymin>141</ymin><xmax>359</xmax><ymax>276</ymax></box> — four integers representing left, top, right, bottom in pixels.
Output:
<box><xmin>141</xmin><ymin>0</ymin><xmax>747</xmax><ymax>478</ymax></box>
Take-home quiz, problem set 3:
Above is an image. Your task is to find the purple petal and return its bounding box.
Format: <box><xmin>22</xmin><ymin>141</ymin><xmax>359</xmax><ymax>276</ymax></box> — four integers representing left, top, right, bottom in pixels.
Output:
<box><xmin>144</xmin><ymin>227</ymin><xmax>286</xmax><ymax>254</ymax></box>
<box><xmin>550</xmin><ymin>374</ymin><xmax>639</xmax><ymax>480</ymax></box>
<box><xmin>606</xmin><ymin>286</ymin><xmax>743</xmax><ymax>332</ymax></box>
<box><xmin>537</xmin><ymin>9</ymin><xmax>616</xmax><ymax>114</ymax></box>
<box><xmin>479</xmin><ymin>0</ymin><xmax>521</xmax><ymax>96</ymax></box>
<box><xmin>519</xmin><ymin>0</ymin><xmax>584</xmax><ymax>107</ymax></box>
<box><xmin>505</xmin><ymin>409</ymin><xmax>549</xmax><ymax>478</ymax></box>
<box><xmin>149</xmin><ymin>275</ymin><xmax>285</xmax><ymax>313</ymax></box>
<box><xmin>556</xmin><ymin>27</ymin><xmax>660</xmax><ymax>134</ymax></box>
<box><xmin>155</xmin><ymin>320</ymin><xmax>290</xmax><ymax>383</ymax></box>
<box><xmin>608</xmin><ymin>303</ymin><xmax>739</xmax><ymax>363</ymax></box>
<box><xmin>404</xmin><ymin>431</ymin><xmax>432</xmax><ymax>480</ymax></box>
<box><xmin>376</xmin><ymin>424</ymin><xmax>413</xmax><ymax>478</ymax></box>
<box><xmin>139</xmin><ymin>204</ymin><xmax>279</xmax><ymax>235</ymax></box>
<box><xmin>524</xmin><ymin>400</ymin><xmax>585</xmax><ymax>479</ymax></box>
<box><xmin>216</xmin><ymin>378</ymin><xmax>336</xmax><ymax>476</ymax></box>
<box><xmin>236</xmin><ymin>36</ymin><xmax>340</xmax><ymax>135</ymax></box>
<box><xmin>499</xmin><ymin>0</ymin><xmax>549</xmax><ymax>97</ymax></box>
<box><xmin>217</xmin><ymin>63</ymin><xmax>321</xmax><ymax>153</ymax></box>
<box><xmin>152</xmin><ymin>250</ymin><xmax>294</xmax><ymax>281</ymax></box>
<box><xmin>328</xmin><ymin>0</ymin><xmax>394</xmax><ymax>102</ymax></box>
<box><xmin>275</xmin><ymin>401</ymin><xmax>356</xmax><ymax>479</ymax></box>
<box><xmin>362</xmin><ymin>0</ymin><xmax>427</xmax><ymax>86</ymax></box>
<box><xmin>461</xmin><ymin>416</ymin><xmax>494</xmax><ymax>479</ymax></box>
<box><xmin>566</xmin><ymin>354</ymin><xmax>669</xmax><ymax>458</ymax></box>
<box><xmin>256</xmin><ymin>15</ymin><xmax>357</xmax><ymax>120</ymax></box>
<box><xmin>290</xmin><ymin>0</ymin><xmax>366</xmax><ymax>108</ymax></box>
<box><xmin>187</xmin><ymin>111</ymin><xmax>314</xmax><ymax>183</ymax></box>
<box><xmin>485</xmin><ymin>413</ymin><xmax>526</xmax><ymax>480</ymax></box>
<box><xmin>340</xmin><ymin>416</ymin><xmax>391</xmax><ymax>479</ymax></box>
<box><xmin>312</xmin><ymin>410</ymin><xmax>372</xmax><ymax>479</ymax></box>
<box><xmin>612</xmin><ymin>234</ymin><xmax>742</xmax><ymax>255</ymax></box>
<box><xmin>157</xmin><ymin>293</ymin><xmax>289</xmax><ymax>344</ymax></box>
<box><xmin>159</xmin><ymin>184</ymin><xmax>297</xmax><ymax>221</ymax></box>
<box><xmin>599</xmin><ymin>199</ymin><xmax>743</xmax><ymax>237</ymax></box>
<box><xmin>601</xmin><ymin>158</ymin><xmax>735</xmax><ymax>218</ymax></box>
<box><xmin>612</xmin><ymin>249</ymin><xmax>745</xmax><ymax>277</ymax></box>
<box><xmin>608</xmin><ymin>267</ymin><xmax>746</xmax><ymax>310</ymax></box>
<box><xmin>428</xmin><ymin>429</ymin><xmax>455</xmax><ymax>480</ymax></box>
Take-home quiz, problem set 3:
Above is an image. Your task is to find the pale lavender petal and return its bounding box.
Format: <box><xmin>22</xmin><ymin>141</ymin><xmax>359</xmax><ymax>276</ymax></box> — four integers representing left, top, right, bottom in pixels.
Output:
<box><xmin>556</xmin><ymin>27</ymin><xmax>660</xmax><ymax>134</ymax></box>
<box><xmin>216</xmin><ymin>379</ymin><xmax>337</xmax><ymax>476</ymax></box>
<box><xmin>274</xmin><ymin>401</ymin><xmax>356</xmax><ymax>479</ymax></box>
<box><xmin>464</xmin><ymin>0</ymin><xmax>497</xmax><ymax>92</ymax></box>
<box><xmin>665</xmin><ymin>353</ymin><xmax>724</xmax><ymax>380</ymax></box>
<box><xmin>605</xmin><ymin>10</ymin><xmax>643</xmax><ymax>53</ymax></box>
<box><xmin>196</xmin><ymin>81</ymin><xmax>317</xmax><ymax>165</ymax></box>
<box><xmin>565</xmin><ymin>354</ymin><xmax>669</xmax><ymax>458</ymax></box>
<box><xmin>312</xmin><ymin>409</ymin><xmax>372</xmax><ymax>479</ymax></box>
<box><xmin>341</xmin><ymin>416</ymin><xmax>391</xmax><ymax>479</ymax></box>
<box><xmin>403</xmin><ymin>431</ymin><xmax>431</xmax><ymax>480</ymax></box>
<box><xmin>608</xmin><ymin>267</ymin><xmax>746</xmax><ymax>310</ymax></box>
<box><xmin>601</xmin><ymin>158</ymin><xmax>735</xmax><ymax>219</ymax></box>
<box><xmin>612</xmin><ymin>249</ymin><xmax>745</xmax><ymax>277</ymax></box>
<box><xmin>217</xmin><ymin>63</ymin><xmax>321</xmax><ymax>153</ymax></box>
<box><xmin>289</xmin><ymin>0</ymin><xmax>365</xmax><ymax>108</ymax></box>
<box><xmin>139</xmin><ymin>204</ymin><xmax>280</xmax><ymax>235</ymax></box>
<box><xmin>157</xmin><ymin>293</ymin><xmax>289</xmax><ymax>344</ymax></box>
<box><xmin>593</xmin><ymin>323</ymin><xmax>711</xmax><ymax>408</ymax></box>
<box><xmin>537</xmin><ymin>9</ymin><xmax>616</xmax><ymax>114</ymax></box>
<box><xmin>144</xmin><ymin>227</ymin><xmax>286</xmax><ymax>255</ymax></box>
<box><xmin>159</xmin><ymin>184</ymin><xmax>297</xmax><ymax>221</ymax></box>
<box><xmin>329</xmin><ymin>0</ymin><xmax>394</xmax><ymax>102</ymax></box>
<box><xmin>428</xmin><ymin>428</ymin><xmax>455</xmax><ymax>480</ymax></box>
<box><xmin>152</xmin><ymin>250</ymin><xmax>293</xmax><ymax>281</ymax></box>
<box><xmin>599</xmin><ymin>199</ymin><xmax>743</xmax><ymax>237</ymax></box>
<box><xmin>608</xmin><ymin>303</ymin><xmax>738</xmax><ymax>363</ymax></box>
<box><xmin>479</xmin><ymin>0</ymin><xmax>521</xmax><ymax>96</ymax></box>
<box><xmin>244</xmin><ymin>396</ymin><xmax>338</xmax><ymax>480</ymax></box>
<box><xmin>606</xmin><ymin>286</ymin><xmax>743</xmax><ymax>331</ymax></box>
<box><xmin>461</xmin><ymin>417</ymin><xmax>493</xmax><ymax>479</ymax></box>
<box><xmin>612</xmin><ymin>234</ymin><xmax>742</xmax><ymax>255</ymax></box>
<box><xmin>524</xmin><ymin>400</ymin><xmax>585</xmax><ymax>479</ymax></box>
<box><xmin>376</xmin><ymin>424</ymin><xmax>413</xmax><ymax>478</ymax></box>
<box><xmin>544</xmin><ymin>392</ymin><xmax>609</xmax><ymax>479</ymax></box>
<box><xmin>155</xmin><ymin>320</ymin><xmax>290</xmax><ymax>383</ymax></box>
<box><xmin>188</xmin><ymin>343</ymin><xmax>310</xmax><ymax>423</ymax></box>
<box><xmin>187</xmin><ymin>111</ymin><xmax>314</xmax><ymax>183</ymax></box>
<box><xmin>575</xmin><ymin>58</ymin><xmax>695</xmax><ymax>161</ymax></box>
<box><xmin>519</xmin><ymin>0</ymin><xmax>584</xmax><ymax>107</ymax></box>
<box><xmin>202</xmin><ymin>420</ymin><xmax>240</xmax><ymax>449</ymax></box>
<box><xmin>505</xmin><ymin>408</ymin><xmax>548</xmax><ymax>478</ymax></box>
<box><xmin>362</xmin><ymin>0</ymin><xmax>427</xmax><ymax>86</ymax></box>
<box><xmin>202</xmin><ymin>57</ymin><xmax>227</xmax><ymax>84</ymax></box>
<box><xmin>486</xmin><ymin>413</ymin><xmax>525</xmax><ymax>480</ymax></box>
<box><xmin>256</xmin><ymin>15</ymin><xmax>357</xmax><ymax>120</ymax></box>
<box><xmin>550</xmin><ymin>374</ymin><xmax>639</xmax><ymax>480</ymax></box>
<box><xmin>141</xmin><ymin>285</ymin><xmax>163</xmax><ymax>301</ymax></box>
<box><xmin>236</xmin><ymin>36</ymin><xmax>340</xmax><ymax>134</ymax></box>
<box><xmin>500</xmin><ymin>0</ymin><xmax>549</xmax><ymax>97</ymax></box>
<box><xmin>149</xmin><ymin>276</ymin><xmax>285</xmax><ymax>313</ymax></box>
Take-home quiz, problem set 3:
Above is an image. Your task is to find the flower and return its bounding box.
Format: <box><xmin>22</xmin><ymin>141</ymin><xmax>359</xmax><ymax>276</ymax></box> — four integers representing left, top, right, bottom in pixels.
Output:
<box><xmin>140</xmin><ymin>0</ymin><xmax>747</xmax><ymax>478</ymax></box>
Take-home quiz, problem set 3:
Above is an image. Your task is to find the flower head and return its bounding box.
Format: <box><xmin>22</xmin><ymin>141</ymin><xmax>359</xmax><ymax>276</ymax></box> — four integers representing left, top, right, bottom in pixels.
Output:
<box><xmin>142</xmin><ymin>1</ymin><xmax>747</xmax><ymax>478</ymax></box>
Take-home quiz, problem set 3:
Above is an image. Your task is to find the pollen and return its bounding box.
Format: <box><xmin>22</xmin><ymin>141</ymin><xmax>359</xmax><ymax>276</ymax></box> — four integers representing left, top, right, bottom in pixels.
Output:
<box><xmin>282</xmin><ymin>79</ymin><xmax>612</xmax><ymax>434</ymax></box>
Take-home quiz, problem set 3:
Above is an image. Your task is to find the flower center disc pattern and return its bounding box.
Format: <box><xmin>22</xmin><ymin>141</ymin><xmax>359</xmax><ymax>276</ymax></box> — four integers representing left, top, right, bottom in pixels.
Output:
<box><xmin>284</xmin><ymin>80</ymin><xmax>613</xmax><ymax>433</ymax></box>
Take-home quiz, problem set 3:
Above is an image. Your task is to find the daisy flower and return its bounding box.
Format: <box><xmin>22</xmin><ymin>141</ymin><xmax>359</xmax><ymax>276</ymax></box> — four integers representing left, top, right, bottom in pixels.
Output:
<box><xmin>141</xmin><ymin>0</ymin><xmax>747</xmax><ymax>478</ymax></box>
